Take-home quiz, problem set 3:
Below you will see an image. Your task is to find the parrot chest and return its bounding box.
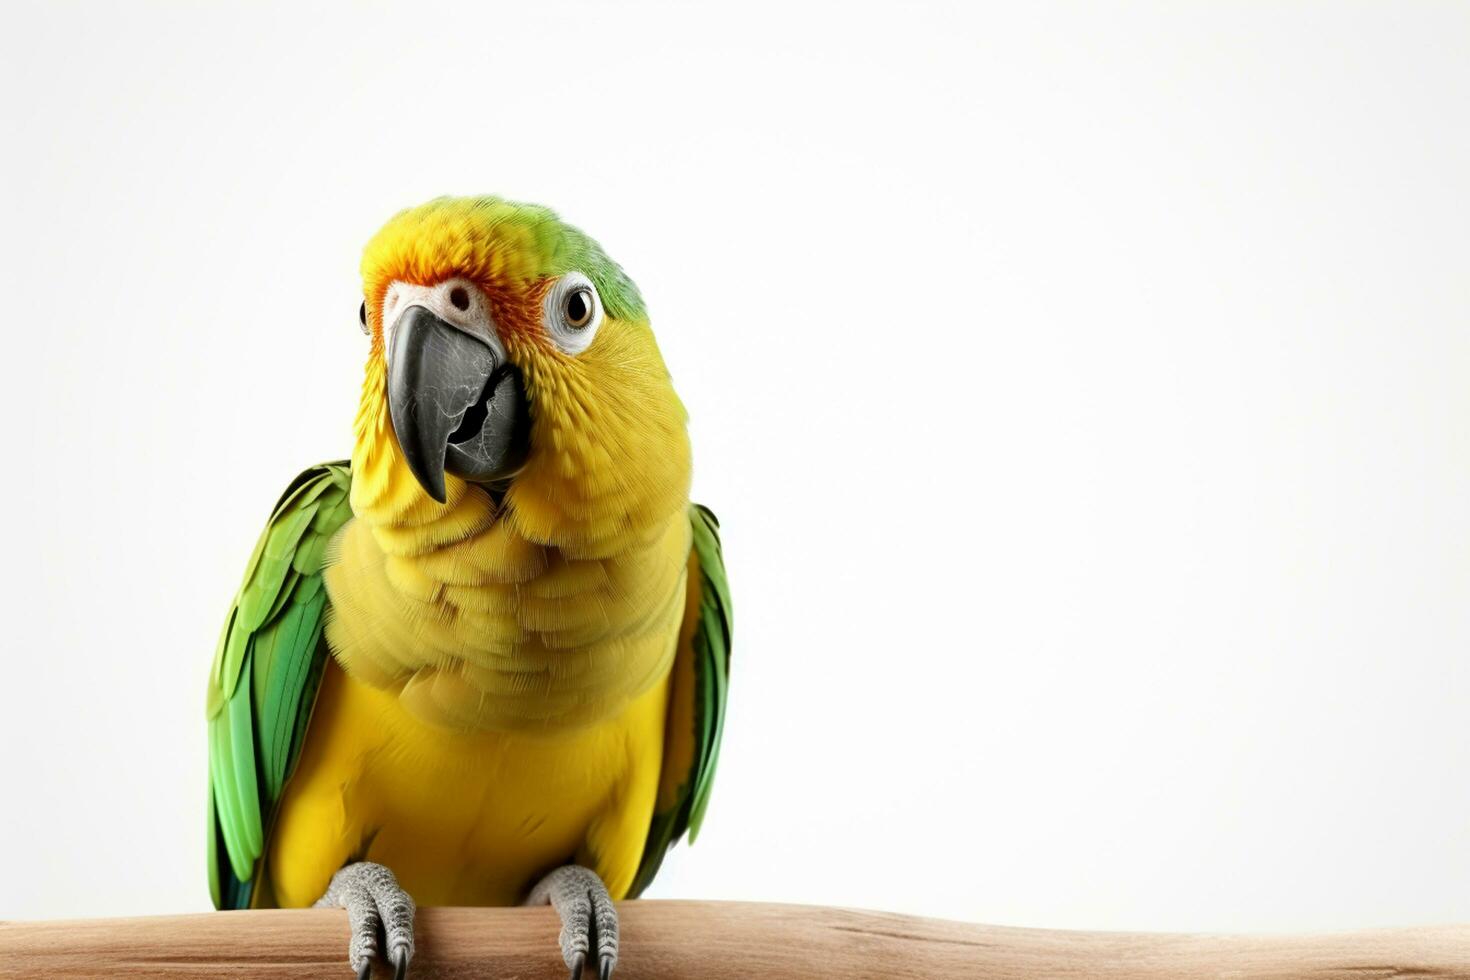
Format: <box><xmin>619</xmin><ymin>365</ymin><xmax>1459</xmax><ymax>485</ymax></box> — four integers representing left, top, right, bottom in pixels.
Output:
<box><xmin>269</xmin><ymin>500</ymin><xmax>691</xmax><ymax>907</ymax></box>
<box><xmin>322</xmin><ymin>502</ymin><xmax>692</xmax><ymax>732</ymax></box>
<box><xmin>266</xmin><ymin>658</ymin><xmax>670</xmax><ymax>907</ymax></box>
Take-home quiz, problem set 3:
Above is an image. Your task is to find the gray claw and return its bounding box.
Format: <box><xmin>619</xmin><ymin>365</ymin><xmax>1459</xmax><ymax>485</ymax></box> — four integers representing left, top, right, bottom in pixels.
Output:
<box><xmin>525</xmin><ymin>865</ymin><xmax>620</xmax><ymax>980</ymax></box>
<box><xmin>316</xmin><ymin>861</ymin><xmax>417</xmax><ymax>980</ymax></box>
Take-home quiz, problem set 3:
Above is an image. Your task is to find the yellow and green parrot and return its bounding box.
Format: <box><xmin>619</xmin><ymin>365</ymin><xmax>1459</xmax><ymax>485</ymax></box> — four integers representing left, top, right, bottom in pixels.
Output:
<box><xmin>205</xmin><ymin>196</ymin><xmax>732</xmax><ymax>980</ymax></box>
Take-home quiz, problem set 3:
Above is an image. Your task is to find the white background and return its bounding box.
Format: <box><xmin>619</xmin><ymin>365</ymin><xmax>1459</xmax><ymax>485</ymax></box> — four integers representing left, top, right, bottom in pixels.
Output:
<box><xmin>2</xmin><ymin>1</ymin><xmax>1468</xmax><ymax>933</ymax></box>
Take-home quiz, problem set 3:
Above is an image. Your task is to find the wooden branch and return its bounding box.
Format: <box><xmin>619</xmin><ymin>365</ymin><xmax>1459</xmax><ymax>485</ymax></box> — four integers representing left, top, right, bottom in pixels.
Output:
<box><xmin>4</xmin><ymin>901</ymin><xmax>1470</xmax><ymax>979</ymax></box>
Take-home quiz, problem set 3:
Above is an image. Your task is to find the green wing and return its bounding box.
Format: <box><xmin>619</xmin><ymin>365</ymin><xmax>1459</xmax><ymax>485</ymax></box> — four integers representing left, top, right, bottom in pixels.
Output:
<box><xmin>206</xmin><ymin>461</ymin><xmax>353</xmax><ymax>910</ymax></box>
<box><xmin>629</xmin><ymin>503</ymin><xmax>733</xmax><ymax>897</ymax></box>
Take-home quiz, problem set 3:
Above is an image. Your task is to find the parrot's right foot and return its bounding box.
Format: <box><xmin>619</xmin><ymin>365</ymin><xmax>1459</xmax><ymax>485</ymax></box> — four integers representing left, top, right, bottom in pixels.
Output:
<box><xmin>314</xmin><ymin>861</ymin><xmax>417</xmax><ymax>980</ymax></box>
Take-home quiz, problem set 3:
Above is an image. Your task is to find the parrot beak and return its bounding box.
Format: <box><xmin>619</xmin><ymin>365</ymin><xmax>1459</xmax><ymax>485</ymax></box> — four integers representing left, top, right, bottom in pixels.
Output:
<box><xmin>387</xmin><ymin>305</ymin><xmax>529</xmax><ymax>503</ymax></box>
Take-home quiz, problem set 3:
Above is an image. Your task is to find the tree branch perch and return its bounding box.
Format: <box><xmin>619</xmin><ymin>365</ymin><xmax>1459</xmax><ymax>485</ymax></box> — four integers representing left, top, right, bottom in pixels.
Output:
<box><xmin>4</xmin><ymin>901</ymin><xmax>1469</xmax><ymax>978</ymax></box>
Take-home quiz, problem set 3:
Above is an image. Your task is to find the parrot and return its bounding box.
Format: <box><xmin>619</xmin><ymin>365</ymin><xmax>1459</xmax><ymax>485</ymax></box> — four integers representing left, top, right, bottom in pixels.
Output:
<box><xmin>204</xmin><ymin>196</ymin><xmax>732</xmax><ymax>980</ymax></box>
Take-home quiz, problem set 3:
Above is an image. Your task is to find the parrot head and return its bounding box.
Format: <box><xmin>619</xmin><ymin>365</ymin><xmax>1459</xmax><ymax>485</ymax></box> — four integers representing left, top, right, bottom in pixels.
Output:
<box><xmin>351</xmin><ymin>196</ymin><xmax>690</xmax><ymax>550</ymax></box>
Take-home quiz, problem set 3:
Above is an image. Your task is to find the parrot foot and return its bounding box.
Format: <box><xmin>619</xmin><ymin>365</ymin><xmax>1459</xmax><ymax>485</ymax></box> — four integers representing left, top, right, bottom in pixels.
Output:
<box><xmin>525</xmin><ymin>864</ymin><xmax>619</xmax><ymax>980</ymax></box>
<box><xmin>314</xmin><ymin>861</ymin><xmax>416</xmax><ymax>979</ymax></box>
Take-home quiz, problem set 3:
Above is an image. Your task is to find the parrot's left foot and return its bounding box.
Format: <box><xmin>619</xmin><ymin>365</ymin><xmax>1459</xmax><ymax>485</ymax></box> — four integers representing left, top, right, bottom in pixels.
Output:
<box><xmin>314</xmin><ymin>861</ymin><xmax>416</xmax><ymax>980</ymax></box>
<box><xmin>525</xmin><ymin>864</ymin><xmax>619</xmax><ymax>980</ymax></box>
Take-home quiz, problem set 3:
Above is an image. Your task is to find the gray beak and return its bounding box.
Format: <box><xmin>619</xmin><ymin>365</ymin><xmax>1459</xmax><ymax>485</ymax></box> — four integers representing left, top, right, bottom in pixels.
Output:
<box><xmin>387</xmin><ymin>305</ymin><xmax>529</xmax><ymax>503</ymax></box>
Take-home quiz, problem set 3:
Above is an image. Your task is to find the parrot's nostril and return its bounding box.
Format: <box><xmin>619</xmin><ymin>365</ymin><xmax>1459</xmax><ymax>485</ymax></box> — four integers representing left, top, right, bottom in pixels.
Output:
<box><xmin>450</xmin><ymin>286</ymin><xmax>470</xmax><ymax>311</ymax></box>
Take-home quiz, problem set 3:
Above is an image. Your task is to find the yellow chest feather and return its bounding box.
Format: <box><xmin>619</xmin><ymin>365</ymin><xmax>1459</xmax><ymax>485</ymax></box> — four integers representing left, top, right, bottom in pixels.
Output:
<box><xmin>265</xmin><ymin>487</ymin><xmax>689</xmax><ymax>907</ymax></box>
<box><xmin>322</xmin><ymin>481</ymin><xmax>691</xmax><ymax>732</ymax></box>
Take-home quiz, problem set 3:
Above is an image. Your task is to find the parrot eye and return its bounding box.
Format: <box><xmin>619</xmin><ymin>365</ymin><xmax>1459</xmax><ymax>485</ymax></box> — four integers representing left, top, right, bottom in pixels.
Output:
<box><xmin>564</xmin><ymin>289</ymin><xmax>593</xmax><ymax>329</ymax></box>
<box><xmin>358</xmin><ymin>301</ymin><xmax>369</xmax><ymax>335</ymax></box>
<box><xmin>542</xmin><ymin>272</ymin><xmax>603</xmax><ymax>355</ymax></box>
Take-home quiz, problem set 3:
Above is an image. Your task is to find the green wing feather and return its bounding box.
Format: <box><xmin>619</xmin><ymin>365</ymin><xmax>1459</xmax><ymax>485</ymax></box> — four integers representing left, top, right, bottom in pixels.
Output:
<box><xmin>206</xmin><ymin>461</ymin><xmax>352</xmax><ymax>910</ymax></box>
<box><xmin>629</xmin><ymin>503</ymin><xmax>733</xmax><ymax>896</ymax></box>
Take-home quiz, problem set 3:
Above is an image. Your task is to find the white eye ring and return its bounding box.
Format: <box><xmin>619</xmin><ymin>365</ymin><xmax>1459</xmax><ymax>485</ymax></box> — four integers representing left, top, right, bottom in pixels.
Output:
<box><xmin>542</xmin><ymin>272</ymin><xmax>604</xmax><ymax>355</ymax></box>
